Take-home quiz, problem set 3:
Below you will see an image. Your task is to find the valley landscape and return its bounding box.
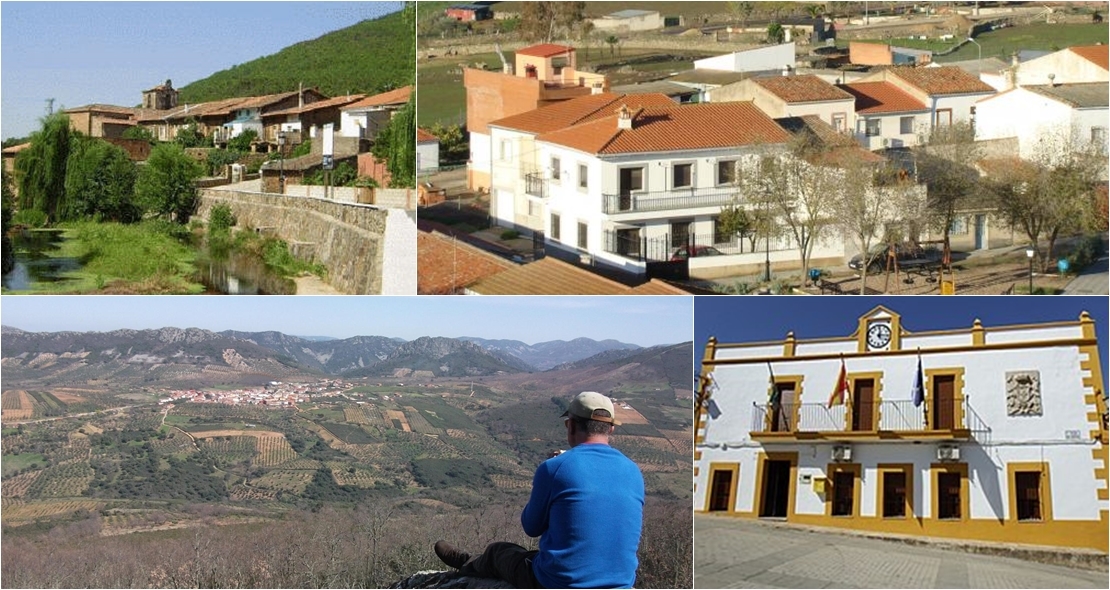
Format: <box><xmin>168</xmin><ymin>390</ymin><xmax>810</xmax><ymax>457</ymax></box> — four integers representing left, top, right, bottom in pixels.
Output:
<box><xmin>1</xmin><ymin>323</ymin><xmax>693</xmax><ymax>588</ymax></box>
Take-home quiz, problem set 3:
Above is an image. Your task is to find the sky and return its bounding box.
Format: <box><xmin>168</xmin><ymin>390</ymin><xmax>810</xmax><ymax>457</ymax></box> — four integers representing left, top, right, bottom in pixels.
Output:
<box><xmin>695</xmin><ymin>296</ymin><xmax>1109</xmax><ymax>390</ymax></box>
<box><xmin>0</xmin><ymin>296</ymin><xmax>694</xmax><ymax>347</ymax></box>
<box><xmin>1</xmin><ymin>1</ymin><xmax>404</xmax><ymax>140</ymax></box>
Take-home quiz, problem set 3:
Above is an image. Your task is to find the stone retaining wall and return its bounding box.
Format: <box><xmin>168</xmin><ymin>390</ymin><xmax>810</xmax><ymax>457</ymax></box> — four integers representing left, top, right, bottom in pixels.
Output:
<box><xmin>197</xmin><ymin>189</ymin><xmax>390</xmax><ymax>294</ymax></box>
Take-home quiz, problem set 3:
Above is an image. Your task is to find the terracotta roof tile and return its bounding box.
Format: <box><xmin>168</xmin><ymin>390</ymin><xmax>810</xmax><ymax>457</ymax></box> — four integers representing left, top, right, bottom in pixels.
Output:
<box><xmin>417</xmin><ymin>230</ymin><xmax>514</xmax><ymax>295</ymax></box>
<box><xmin>627</xmin><ymin>279</ymin><xmax>695</xmax><ymax>295</ymax></box>
<box><xmin>266</xmin><ymin>94</ymin><xmax>367</xmax><ymax>117</ymax></box>
<box><xmin>466</xmin><ymin>257</ymin><xmax>634</xmax><ymax>295</ymax></box>
<box><xmin>417</xmin><ymin>128</ymin><xmax>438</xmax><ymax>142</ymax></box>
<box><xmin>775</xmin><ymin>115</ymin><xmax>884</xmax><ymax>165</ymax></box>
<box><xmin>753</xmin><ymin>74</ymin><xmax>854</xmax><ymax>103</ymax></box>
<box><xmin>342</xmin><ymin>86</ymin><xmax>413</xmax><ymax>110</ymax></box>
<box><xmin>537</xmin><ymin>101</ymin><xmax>791</xmax><ymax>155</ymax></box>
<box><xmin>839</xmin><ymin>81</ymin><xmax>928</xmax><ymax>114</ymax></box>
<box><xmin>1069</xmin><ymin>45</ymin><xmax>1109</xmax><ymax>71</ymax></box>
<box><xmin>63</xmin><ymin>104</ymin><xmax>136</xmax><ymax>116</ymax></box>
<box><xmin>887</xmin><ymin>66</ymin><xmax>995</xmax><ymax>96</ymax></box>
<box><xmin>516</xmin><ymin>44</ymin><xmax>575</xmax><ymax>58</ymax></box>
<box><xmin>490</xmin><ymin>92</ymin><xmax>675</xmax><ymax>134</ymax></box>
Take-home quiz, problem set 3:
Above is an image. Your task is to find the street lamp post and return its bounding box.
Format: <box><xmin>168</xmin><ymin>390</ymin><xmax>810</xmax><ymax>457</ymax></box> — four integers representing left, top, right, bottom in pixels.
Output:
<box><xmin>1025</xmin><ymin>247</ymin><xmax>1035</xmax><ymax>294</ymax></box>
<box><xmin>967</xmin><ymin>37</ymin><xmax>982</xmax><ymax>69</ymax></box>
<box><xmin>763</xmin><ymin>201</ymin><xmax>772</xmax><ymax>283</ymax></box>
<box><xmin>277</xmin><ymin>131</ymin><xmax>286</xmax><ymax>194</ymax></box>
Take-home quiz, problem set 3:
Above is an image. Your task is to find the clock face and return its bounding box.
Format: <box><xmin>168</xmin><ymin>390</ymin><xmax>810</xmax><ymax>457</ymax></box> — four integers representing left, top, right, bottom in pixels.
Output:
<box><xmin>867</xmin><ymin>323</ymin><xmax>892</xmax><ymax>349</ymax></box>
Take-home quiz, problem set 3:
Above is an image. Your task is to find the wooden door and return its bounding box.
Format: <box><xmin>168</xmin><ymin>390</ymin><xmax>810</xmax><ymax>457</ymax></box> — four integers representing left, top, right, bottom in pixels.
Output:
<box><xmin>709</xmin><ymin>470</ymin><xmax>733</xmax><ymax>512</ymax></box>
<box><xmin>851</xmin><ymin>379</ymin><xmax>874</xmax><ymax>431</ymax></box>
<box><xmin>933</xmin><ymin>375</ymin><xmax>955</xmax><ymax>430</ymax></box>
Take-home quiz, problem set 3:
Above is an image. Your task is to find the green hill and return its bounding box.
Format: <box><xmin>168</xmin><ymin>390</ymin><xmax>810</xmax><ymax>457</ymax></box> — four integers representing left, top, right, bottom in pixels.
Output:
<box><xmin>179</xmin><ymin>8</ymin><xmax>414</xmax><ymax>103</ymax></box>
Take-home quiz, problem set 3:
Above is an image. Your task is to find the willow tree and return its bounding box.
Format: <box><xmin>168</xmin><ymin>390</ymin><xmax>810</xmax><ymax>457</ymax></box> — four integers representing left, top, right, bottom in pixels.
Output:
<box><xmin>63</xmin><ymin>137</ymin><xmax>140</xmax><ymax>222</ymax></box>
<box><xmin>380</xmin><ymin>94</ymin><xmax>416</xmax><ymax>189</ymax></box>
<box><xmin>15</xmin><ymin>112</ymin><xmax>72</xmax><ymax>222</ymax></box>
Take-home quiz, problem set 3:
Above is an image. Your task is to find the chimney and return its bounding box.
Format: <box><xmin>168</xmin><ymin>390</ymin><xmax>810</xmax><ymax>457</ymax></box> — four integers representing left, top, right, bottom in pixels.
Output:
<box><xmin>299</xmin><ymin>82</ymin><xmax>304</xmax><ymax>109</ymax></box>
<box><xmin>617</xmin><ymin>105</ymin><xmax>634</xmax><ymax>130</ymax></box>
<box><xmin>591</xmin><ymin>82</ymin><xmax>604</xmax><ymax>95</ymax></box>
<box><xmin>782</xmin><ymin>64</ymin><xmax>792</xmax><ymax>77</ymax></box>
<box><xmin>1048</xmin><ymin>73</ymin><xmax>1057</xmax><ymax>87</ymax></box>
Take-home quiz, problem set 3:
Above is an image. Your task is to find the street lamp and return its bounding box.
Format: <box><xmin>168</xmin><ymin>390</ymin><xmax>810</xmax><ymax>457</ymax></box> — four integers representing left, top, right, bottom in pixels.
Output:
<box><xmin>967</xmin><ymin>37</ymin><xmax>982</xmax><ymax>70</ymax></box>
<box><xmin>1025</xmin><ymin>247</ymin><xmax>1035</xmax><ymax>294</ymax></box>
<box><xmin>277</xmin><ymin>131</ymin><xmax>286</xmax><ymax>194</ymax></box>
<box><xmin>763</xmin><ymin>202</ymin><xmax>772</xmax><ymax>283</ymax></box>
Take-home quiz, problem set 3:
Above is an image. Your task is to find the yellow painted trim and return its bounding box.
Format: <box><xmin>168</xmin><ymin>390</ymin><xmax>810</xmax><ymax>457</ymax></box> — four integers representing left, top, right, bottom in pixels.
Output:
<box><xmin>847</xmin><ymin>371</ymin><xmax>884</xmax><ymax>432</ymax></box>
<box><xmin>1006</xmin><ymin>461</ymin><xmax>1053</xmax><ymax>523</ymax></box>
<box><xmin>784</xmin><ymin>331</ymin><xmax>796</xmax><ymax>357</ymax></box>
<box><xmin>877</xmin><ymin>463</ymin><xmax>915</xmax><ymax>519</ymax></box>
<box><xmin>769</xmin><ymin>375</ymin><xmax>804</xmax><ymax>432</ymax></box>
<box><xmin>924</xmin><ymin>367</ymin><xmax>966</xmax><ymax>431</ymax></box>
<box><xmin>704</xmin><ymin>462</ymin><xmax>740</xmax><ymax>513</ymax></box>
<box><xmin>971</xmin><ymin>319</ymin><xmax>985</xmax><ymax>347</ymax></box>
<box><xmin>825</xmin><ymin>462</ymin><xmax>862</xmax><ymax>517</ymax></box>
<box><xmin>754</xmin><ymin>451</ymin><xmax>798</xmax><ymax>518</ymax></box>
<box><xmin>930</xmin><ymin>462</ymin><xmax>969</xmax><ymax>522</ymax></box>
<box><xmin>714</xmin><ymin>315</ymin><xmax>1089</xmax><ymax>351</ymax></box>
<box><xmin>695</xmin><ymin>336</ymin><xmax>718</xmax><ymax>446</ymax></box>
<box><xmin>705</xmin><ymin>338</ymin><xmax>1098</xmax><ymax>366</ymax></box>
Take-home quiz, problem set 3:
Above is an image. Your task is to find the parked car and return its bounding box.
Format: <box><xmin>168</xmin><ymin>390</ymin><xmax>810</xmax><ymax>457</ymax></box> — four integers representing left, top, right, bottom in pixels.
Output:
<box><xmin>671</xmin><ymin>245</ymin><xmax>723</xmax><ymax>261</ymax></box>
<box><xmin>848</xmin><ymin>243</ymin><xmax>942</xmax><ymax>272</ymax></box>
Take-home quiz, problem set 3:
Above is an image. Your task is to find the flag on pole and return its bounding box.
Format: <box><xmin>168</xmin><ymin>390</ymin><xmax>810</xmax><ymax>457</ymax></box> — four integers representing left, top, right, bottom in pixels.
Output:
<box><xmin>828</xmin><ymin>357</ymin><xmax>849</xmax><ymax>408</ymax></box>
<box><xmin>911</xmin><ymin>352</ymin><xmax>925</xmax><ymax>408</ymax></box>
<box><xmin>767</xmin><ymin>361</ymin><xmax>780</xmax><ymax>407</ymax></box>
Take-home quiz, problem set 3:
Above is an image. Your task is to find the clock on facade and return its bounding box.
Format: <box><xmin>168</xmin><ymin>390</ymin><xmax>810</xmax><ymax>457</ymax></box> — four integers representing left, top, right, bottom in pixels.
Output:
<box><xmin>866</xmin><ymin>322</ymin><xmax>892</xmax><ymax>350</ymax></box>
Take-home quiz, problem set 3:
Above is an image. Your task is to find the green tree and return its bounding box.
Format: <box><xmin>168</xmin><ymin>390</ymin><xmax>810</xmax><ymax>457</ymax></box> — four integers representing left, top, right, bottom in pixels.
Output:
<box><xmin>426</xmin><ymin>123</ymin><xmax>467</xmax><ymax>164</ymax></box>
<box><xmin>1</xmin><ymin>168</ymin><xmax>14</xmax><ymax>274</ymax></box>
<box><xmin>227</xmin><ymin>129</ymin><xmax>258</xmax><ymax>152</ymax></box>
<box><xmin>121</xmin><ymin>126</ymin><xmax>156</xmax><ymax>144</ymax></box>
<box><xmin>767</xmin><ymin>22</ymin><xmax>785</xmax><ymax>44</ymax></box>
<box><xmin>63</xmin><ymin>136</ymin><xmax>141</xmax><ymax>222</ymax></box>
<box><xmin>175</xmin><ymin>119</ymin><xmax>208</xmax><ymax>148</ymax></box>
<box><xmin>15</xmin><ymin>113</ymin><xmax>72</xmax><ymax>222</ymax></box>
<box><xmin>374</xmin><ymin>94</ymin><xmax>416</xmax><ymax>188</ymax></box>
<box><xmin>605</xmin><ymin>34</ymin><xmax>620</xmax><ymax>56</ymax></box>
<box><xmin>135</xmin><ymin>143</ymin><xmax>204</xmax><ymax>224</ymax></box>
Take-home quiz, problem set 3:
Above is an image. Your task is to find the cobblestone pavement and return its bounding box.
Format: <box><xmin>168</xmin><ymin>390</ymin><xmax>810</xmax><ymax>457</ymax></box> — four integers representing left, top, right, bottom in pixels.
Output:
<box><xmin>695</xmin><ymin>515</ymin><xmax>1108</xmax><ymax>589</ymax></box>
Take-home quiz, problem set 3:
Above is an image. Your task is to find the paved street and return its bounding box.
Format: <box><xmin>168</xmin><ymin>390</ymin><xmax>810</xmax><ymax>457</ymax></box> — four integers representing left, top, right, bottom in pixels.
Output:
<box><xmin>695</xmin><ymin>515</ymin><xmax>1108</xmax><ymax>589</ymax></box>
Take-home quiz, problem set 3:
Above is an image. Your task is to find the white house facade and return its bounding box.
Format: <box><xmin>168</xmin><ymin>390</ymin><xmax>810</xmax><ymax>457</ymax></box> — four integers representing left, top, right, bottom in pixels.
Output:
<box><xmin>694</xmin><ymin>306</ymin><xmax>1108</xmax><ymax>552</ymax></box>
<box><xmin>839</xmin><ymin>81</ymin><xmax>931</xmax><ymax>150</ymax></box>
<box><xmin>1008</xmin><ymin>45</ymin><xmax>1109</xmax><ymax>86</ymax></box>
<box><xmin>975</xmin><ymin>83</ymin><xmax>1109</xmax><ymax>162</ymax></box>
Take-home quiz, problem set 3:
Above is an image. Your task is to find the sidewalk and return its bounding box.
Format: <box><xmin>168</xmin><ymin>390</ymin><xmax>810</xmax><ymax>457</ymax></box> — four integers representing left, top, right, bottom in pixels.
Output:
<box><xmin>1063</xmin><ymin>235</ymin><xmax>1109</xmax><ymax>295</ymax></box>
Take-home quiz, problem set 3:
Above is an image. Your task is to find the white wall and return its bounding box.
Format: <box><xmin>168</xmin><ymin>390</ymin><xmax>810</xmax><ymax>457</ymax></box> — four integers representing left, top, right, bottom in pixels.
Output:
<box><xmin>380</xmin><ymin>209</ymin><xmax>416</xmax><ymax>295</ymax></box>
<box><xmin>976</xmin><ymin>88</ymin><xmax>1108</xmax><ymax>162</ymax></box>
<box><xmin>696</xmin><ymin>43</ymin><xmax>796</xmax><ymax>73</ymax></box>
<box><xmin>1014</xmin><ymin>51</ymin><xmax>1110</xmax><ymax>86</ymax></box>
<box><xmin>417</xmin><ymin>141</ymin><xmax>439</xmax><ymax>175</ymax></box>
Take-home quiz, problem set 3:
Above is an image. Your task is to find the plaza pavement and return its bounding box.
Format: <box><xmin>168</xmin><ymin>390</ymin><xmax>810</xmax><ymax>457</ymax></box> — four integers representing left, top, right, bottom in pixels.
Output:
<box><xmin>695</xmin><ymin>514</ymin><xmax>1108</xmax><ymax>589</ymax></box>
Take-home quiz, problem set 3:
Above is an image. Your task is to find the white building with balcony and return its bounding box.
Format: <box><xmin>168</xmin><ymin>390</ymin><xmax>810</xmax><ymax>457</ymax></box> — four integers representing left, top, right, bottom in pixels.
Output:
<box><xmin>695</xmin><ymin>306</ymin><xmax>1108</xmax><ymax>552</ymax></box>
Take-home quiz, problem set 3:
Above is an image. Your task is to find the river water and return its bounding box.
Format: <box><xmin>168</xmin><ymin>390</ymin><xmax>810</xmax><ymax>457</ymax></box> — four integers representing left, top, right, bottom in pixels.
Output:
<box><xmin>2</xmin><ymin>230</ymin><xmax>295</xmax><ymax>294</ymax></box>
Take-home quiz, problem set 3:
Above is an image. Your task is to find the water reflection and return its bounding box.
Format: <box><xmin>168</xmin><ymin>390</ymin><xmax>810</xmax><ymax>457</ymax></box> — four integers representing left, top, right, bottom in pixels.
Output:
<box><xmin>1</xmin><ymin>229</ymin><xmax>82</xmax><ymax>291</ymax></box>
<box><xmin>195</xmin><ymin>242</ymin><xmax>296</xmax><ymax>295</ymax></box>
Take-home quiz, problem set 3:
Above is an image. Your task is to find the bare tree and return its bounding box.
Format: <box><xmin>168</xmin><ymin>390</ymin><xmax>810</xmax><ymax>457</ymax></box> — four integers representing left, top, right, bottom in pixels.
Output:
<box><xmin>984</xmin><ymin>127</ymin><xmax>1104</xmax><ymax>271</ymax></box>
<box><xmin>915</xmin><ymin>121</ymin><xmax>983</xmax><ymax>255</ymax></box>
<box><xmin>831</xmin><ymin>160</ymin><xmax>926</xmax><ymax>293</ymax></box>
<box><xmin>519</xmin><ymin>2</ymin><xmax>586</xmax><ymax>43</ymax></box>
<box><xmin>733</xmin><ymin>131</ymin><xmax>845</xmax><ymax>282</ymax></box>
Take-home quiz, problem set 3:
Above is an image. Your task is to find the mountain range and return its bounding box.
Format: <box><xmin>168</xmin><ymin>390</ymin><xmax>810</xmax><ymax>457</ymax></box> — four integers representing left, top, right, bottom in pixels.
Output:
<box><xmin>1</xmin><ymin>326</ymin><xmax>661</xmax><ymax>387</ymax></box>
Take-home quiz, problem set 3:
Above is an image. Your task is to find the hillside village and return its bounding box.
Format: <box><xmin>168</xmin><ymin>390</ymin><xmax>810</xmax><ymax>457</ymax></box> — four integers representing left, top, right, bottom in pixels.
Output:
<box><xmin>416</xmin><ymin>1</ymin><xmax>1109</xmax><ymax>296</ymax></box>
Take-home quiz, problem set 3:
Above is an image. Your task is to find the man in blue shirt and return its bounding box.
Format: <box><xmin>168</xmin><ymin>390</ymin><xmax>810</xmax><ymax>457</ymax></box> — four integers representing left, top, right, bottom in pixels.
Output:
<box><xmin>434</xmin><ymin>391</ymin><xmax>645</xmax><ymax>588</ymax></box>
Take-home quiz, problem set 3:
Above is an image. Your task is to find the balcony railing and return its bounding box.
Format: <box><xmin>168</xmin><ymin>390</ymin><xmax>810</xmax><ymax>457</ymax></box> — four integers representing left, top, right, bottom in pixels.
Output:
<box><xmin>525</xmin><ymin>172</ymin><xmax>546</xmax><ymax>198</ymax></box>
<box><xmin>749</xmin><ymin>399</ymin><xmax>990</xmax><ymax>442</ymax></box>
<box><xmin>601</xmin><ymin>186</ymin><xmax>741</xmax><ymax>214</ymax></box>
<box><xmin>602</xmin><ymin>230</ymin><xmax>795</xmax><ymax>262</ymax></box>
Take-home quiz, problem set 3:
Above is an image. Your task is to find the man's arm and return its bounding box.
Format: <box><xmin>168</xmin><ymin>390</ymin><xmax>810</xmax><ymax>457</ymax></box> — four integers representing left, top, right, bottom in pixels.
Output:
<box><xmin>520</xmin><ymin>460</ymin><xmax>553</xmax><ymax>537</ymax></box>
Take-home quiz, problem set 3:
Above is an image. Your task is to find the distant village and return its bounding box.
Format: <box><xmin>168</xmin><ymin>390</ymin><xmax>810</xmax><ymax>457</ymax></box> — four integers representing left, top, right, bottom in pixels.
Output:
<box><xmin>159</xmin><ymin>378</ymin><xmax>354</xmax><ymax>407</ymax></box>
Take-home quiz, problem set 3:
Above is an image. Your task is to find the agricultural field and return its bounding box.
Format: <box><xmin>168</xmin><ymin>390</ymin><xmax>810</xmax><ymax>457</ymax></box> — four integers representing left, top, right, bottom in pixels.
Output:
<box><xmin>2</xmin><ymin>368</ymin><xmax>692</xmax><ymax>533</ymax></box>
<box><xmin>1</xmin><ymin>391</ymin><xmax>35</xmax><ymax>421</ymax></box>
